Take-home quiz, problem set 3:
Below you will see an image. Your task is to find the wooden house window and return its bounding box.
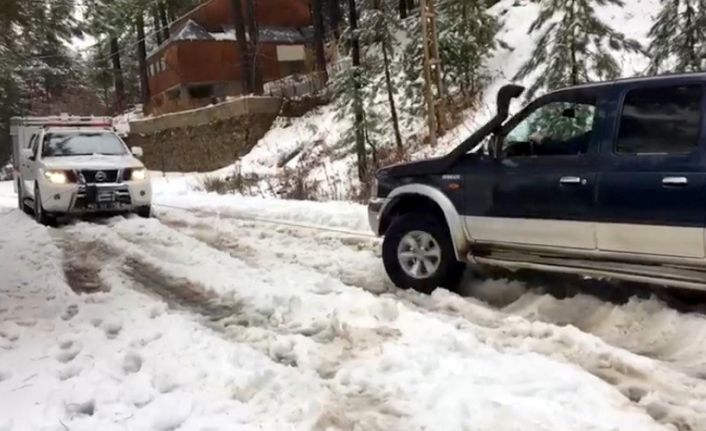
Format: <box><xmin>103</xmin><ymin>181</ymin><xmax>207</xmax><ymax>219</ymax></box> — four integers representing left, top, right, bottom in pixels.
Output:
<box><xmin>276</xmin><ymin>45</ymin><xmax>306</xmax><ymax>62</ymax></box>
<box><xmin>187</xmin><ymin>84</ymin><xmax>214</xmax><ymax>99</ymax></box>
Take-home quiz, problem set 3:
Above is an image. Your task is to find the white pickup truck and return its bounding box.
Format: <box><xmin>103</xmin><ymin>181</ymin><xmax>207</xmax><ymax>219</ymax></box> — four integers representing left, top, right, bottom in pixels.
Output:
<box><xmin>10</xmin><ymin>115</ymin><xmax>152</xmax><ymax>225</ymax></box>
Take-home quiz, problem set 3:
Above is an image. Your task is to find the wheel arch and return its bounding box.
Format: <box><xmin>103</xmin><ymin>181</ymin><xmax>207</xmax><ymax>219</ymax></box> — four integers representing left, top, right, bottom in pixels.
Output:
<box><xmin>379</xmin><ymin>184</ymin><xmax>469</xmax><ymax>261</ymax></box>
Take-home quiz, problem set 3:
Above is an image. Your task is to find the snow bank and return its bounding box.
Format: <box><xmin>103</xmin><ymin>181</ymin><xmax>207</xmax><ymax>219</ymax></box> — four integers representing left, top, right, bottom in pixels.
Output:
<box><xmin>112</xmin><ymin>106</ymin><xmax>145</xmax><ymax>136</ymax></box>
<box><xmin>0</xmin><ymin>180</ymin><xmax>15</xmax><ymax>208</ymax></box>
<box><xmin>151</xmin><ymin>173</ymin><xmax>370</xmax><ymax>231</ymax></box>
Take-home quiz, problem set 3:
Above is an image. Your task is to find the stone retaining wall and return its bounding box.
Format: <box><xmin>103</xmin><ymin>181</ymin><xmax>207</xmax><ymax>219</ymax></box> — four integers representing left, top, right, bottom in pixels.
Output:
<box><xmin>127</xmin><ymin>96</ymin><xmax>282</xmax><ymax>172</ymax></box>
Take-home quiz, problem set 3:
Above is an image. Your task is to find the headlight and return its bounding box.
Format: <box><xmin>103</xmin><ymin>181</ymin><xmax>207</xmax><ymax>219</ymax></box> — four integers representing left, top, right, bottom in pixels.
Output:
<box><xmin>44</xmin><ymin>170</ymin><xmax>68</xmax><ymax>184</ymax></box>
<box><xmin>130</xmin><ymin>168</ymin><xmax>147</xmax><ymax>181</ymax></box>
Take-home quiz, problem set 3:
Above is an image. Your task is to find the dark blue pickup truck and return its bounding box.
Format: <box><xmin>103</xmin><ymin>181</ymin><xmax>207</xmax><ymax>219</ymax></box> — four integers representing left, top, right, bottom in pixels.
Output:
<box><xmin>369</xmin><ymin>73</ymin><xmax>706</xmax><ymax>293</ymax></box>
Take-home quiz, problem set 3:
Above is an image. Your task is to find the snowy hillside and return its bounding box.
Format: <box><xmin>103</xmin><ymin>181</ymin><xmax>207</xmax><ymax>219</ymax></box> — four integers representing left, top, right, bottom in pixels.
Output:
<box><xmin>217</xmin><ymin>0</ymin><xmax>661</xmax><ymax>200</ymax></box>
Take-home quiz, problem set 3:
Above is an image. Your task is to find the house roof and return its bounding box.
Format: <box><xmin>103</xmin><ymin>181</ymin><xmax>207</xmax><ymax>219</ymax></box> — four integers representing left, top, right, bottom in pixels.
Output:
<box><xmin>170</xmin><ymin>0</ymin><xmax>311</xmax><ymax>33</ymax></box>
<box><xmin>173</xmin><ymin>19</ymin><xmax>214</xmax><ymax>41</ymax></box>
<box><xmin>214</xmin><ymin>25</ymin><xmax>313</xmax><ymax>44</ymax></box>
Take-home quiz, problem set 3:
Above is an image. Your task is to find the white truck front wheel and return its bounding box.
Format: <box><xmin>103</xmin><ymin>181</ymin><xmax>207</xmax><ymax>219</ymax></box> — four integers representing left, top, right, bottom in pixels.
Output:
<box><xmin>34</xmin><ymin>185</ymin><xmax>55</xmax><ymax>226</ymax></box>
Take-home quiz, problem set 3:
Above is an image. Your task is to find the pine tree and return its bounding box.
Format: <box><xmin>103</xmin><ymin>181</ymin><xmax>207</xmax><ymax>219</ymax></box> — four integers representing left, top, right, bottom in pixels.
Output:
<box><xmin>437</xmin><ymin>0</ymin><xmax>499</xmax><ymax>98</ymax></box>
<box><xmin>648</xmin><ymin>0</ymin><xmax>706</xmax><ymax>74</ymax></box>
<box><xmin>331</xmin><ymin>0</ymin><xmax>410</xmax><ymax>175</ymax></box>
<box><xmin>361</xmin><ymin>0</ymin><xmax>404</xmax><ymax>155</ymax></box>
<box><xmin>514</xmin><ymin>0</ymin><xmax>641</xmax><ymax>98</ymax></box>
<box><xmin>0</xmin><ymin>0</ymin><xmax>78</xmax><ymax>163</ymax></box>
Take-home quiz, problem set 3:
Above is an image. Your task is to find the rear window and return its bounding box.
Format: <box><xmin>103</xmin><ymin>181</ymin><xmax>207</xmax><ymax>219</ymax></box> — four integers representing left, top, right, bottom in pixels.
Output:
<box><xmin>616</xmin><ymin>84</ymin><xmax>703</xmax><ymax>154</ymax></box>
<box><xmin>41</xmin><ymin>132</ymin><xmax>127</xmax><ymax>157</ymax></box>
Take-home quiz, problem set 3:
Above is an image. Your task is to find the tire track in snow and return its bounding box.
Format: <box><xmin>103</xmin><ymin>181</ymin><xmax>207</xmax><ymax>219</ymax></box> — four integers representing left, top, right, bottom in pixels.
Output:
<box><xmin>159</xmin><ymin>206</ymin><xmax>706</xmax><ymax>371</ymax></box>
<box><xmin>54</xmin><ymin>219</ymin><xmax>413</xmax><ymax>431</ymax></box>
<box><xmin>53</xmin><ymin>232</ymin><xmax>111</xmax><ymax>294</ymax></box>
<box><xmin>156</xmin><ymin>209</ymin><xmax>706</xmax><ymax>431</ymax></box>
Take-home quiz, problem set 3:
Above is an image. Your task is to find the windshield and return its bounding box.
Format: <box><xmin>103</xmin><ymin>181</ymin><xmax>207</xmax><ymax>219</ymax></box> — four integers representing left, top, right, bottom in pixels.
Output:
<box><xmin>41</xmin><ymin>132</ymin><xmax>127</xmax><ymax>157</ymax></box>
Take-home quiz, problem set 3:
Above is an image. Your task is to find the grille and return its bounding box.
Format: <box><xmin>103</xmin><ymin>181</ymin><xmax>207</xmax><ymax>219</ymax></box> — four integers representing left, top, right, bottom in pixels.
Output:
<box><xmin>81</xmin><ymin>169</ymin><xmax>119</xmax><ymax>183</ymax></box>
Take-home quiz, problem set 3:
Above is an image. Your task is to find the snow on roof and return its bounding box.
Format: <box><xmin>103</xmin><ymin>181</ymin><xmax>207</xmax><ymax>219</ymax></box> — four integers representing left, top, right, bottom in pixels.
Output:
<box><xmin>173</xmin><ymin>19</ymin><xmax>214</xmax><ymax>41</ymax></box>
<box><xmin>213</xmin><ymin>26</ymin><xmax>313</xmax><ymax>44</ymax></box>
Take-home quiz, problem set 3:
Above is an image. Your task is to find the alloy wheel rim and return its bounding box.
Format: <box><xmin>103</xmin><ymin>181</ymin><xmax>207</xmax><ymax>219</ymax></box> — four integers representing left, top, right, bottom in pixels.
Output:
<box><xmin>397</xmin><ymin>230</ymin><xmax>442</xmax><ymax>279</ymax></box>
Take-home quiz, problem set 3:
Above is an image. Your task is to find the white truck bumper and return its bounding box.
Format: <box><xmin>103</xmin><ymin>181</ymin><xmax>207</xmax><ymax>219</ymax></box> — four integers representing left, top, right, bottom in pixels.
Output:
<box><xmin>39</xmin><ymin>180</ymin><xmax>152</xmax><ymax>214</ymax></box>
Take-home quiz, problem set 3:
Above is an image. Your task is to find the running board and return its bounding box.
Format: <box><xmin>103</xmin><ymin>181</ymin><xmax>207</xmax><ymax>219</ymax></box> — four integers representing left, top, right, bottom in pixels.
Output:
<box><xmin>471</xmin><ymin>255</ymin><xmax>706</xmax><ymax>292</ymax></box>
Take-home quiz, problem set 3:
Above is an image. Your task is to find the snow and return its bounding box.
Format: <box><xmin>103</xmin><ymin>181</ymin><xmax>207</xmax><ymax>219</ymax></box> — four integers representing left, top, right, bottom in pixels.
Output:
<box><xmin>211</xmin><ymin>27</ymin><xmax>311</xmax><ymax>43</ymax></box>
<box><xmin>424</xmin><ymin>0</ymin><xmax>661</xmax><ymax>157</ymax></box>
<box><xmin>2</xmin><ymin>2</ymin><xmax>706</xmax><ymax>428</ymax></box>
<box><xmin>112</xmin><ymin>106</ymin><xmax>145</xmax><ymax>137</ymax></box>
<box><xmin>151</xmin><ymin>173</ymin><xmax>370</xmax><ymax>231</ymax></box>
<box><xmin>173</xmin><ymin>19</ymin><xmax>214</xmax><ymax>42</ymax></box>
<box><xmin>2</xmin><ymin>179</ymin><xmax>705</xmax><ymax>429</ymax></box>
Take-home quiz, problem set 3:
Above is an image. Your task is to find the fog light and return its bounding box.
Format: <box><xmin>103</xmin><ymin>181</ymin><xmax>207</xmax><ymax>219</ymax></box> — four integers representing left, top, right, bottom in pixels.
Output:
<box><xmin>140</xmin><ymin>191</ymin><xmax>146</xmax><ymax>196</ymax></box>
<box><xmin>54</xmin><ymin>194</ymin><xmax>61</xmax><ymax>200</ymax></box>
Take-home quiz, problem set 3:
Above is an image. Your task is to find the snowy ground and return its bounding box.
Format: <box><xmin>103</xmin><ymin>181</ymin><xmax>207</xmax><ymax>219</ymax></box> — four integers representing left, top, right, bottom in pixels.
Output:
<box><xmin>1</xmin><ymin>179</ymin><xmax>706</xmax><ymax>430</ymax></box>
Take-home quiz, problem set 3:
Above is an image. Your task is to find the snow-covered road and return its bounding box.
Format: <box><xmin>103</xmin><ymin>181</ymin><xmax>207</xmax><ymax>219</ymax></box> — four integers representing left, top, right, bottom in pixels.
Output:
<box><xmin>1</xmin><ymin>178</ymin><xmax>706</xmax><ymax>430</ymax></box>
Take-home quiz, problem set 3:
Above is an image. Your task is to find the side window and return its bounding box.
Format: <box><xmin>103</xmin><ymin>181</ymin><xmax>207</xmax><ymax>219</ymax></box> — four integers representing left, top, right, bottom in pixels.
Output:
<box><xmin>616</xmin><ymin>84</ymin><xmax>702</xmax><ymax>155</ymax></box>
<box><xmin>503</xmin><ymin>101</ymin><xmax>596</xmax><ymax>158</ymax></box>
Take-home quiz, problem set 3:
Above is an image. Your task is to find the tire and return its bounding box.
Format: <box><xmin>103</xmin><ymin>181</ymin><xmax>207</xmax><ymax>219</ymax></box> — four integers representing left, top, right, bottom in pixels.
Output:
<box><xmin>17</xmin><ymin>180</ymin><xmax>31</xmax><ymax>215</ymax></box>
<box><xmin>17</xmin><ymin>179</ymin><xmax>23</xmax><ymax>210</ymax></box>
<box><xmin>135</xmin><ymin>205</ymin><xmax>152</xmax><ymax>218</ymax></box>
<box><xmin>382</xmin><ymin>213</ymin><xmax>465</xmax><ymax>294</ymax></box>
<box><xmin>34</xmin><ymin>184</ymin><xmax>55</xmax><ymax>226</ymax></box>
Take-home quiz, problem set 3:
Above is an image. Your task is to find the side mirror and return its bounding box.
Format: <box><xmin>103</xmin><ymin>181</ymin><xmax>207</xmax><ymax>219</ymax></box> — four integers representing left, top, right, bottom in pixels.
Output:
<box><xmin>131</xmin><ymin>146</ymin><xmax>144</xmax><ymax>158</ymax></box>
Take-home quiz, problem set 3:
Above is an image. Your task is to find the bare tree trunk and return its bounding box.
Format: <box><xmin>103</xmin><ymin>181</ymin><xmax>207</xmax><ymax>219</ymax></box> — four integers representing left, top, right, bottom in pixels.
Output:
<box><xmin>347</xmin><ymin>0</ymin><xmax>366</xmax><ymax>182</ymax></box>
<box><xmin>312</xmin><ymin>0</ymin><xmax>328</xmax><ymax>80</ymax></box>
<box><xmin>399</xmin><ymin>0</ymin><xmax>408</xmax><ymax>19</ymax></box>
<box><xmin>159</xmin><ymin>1</ymin><xmax>170</xmax><ymax>41</ymax></box>
<box><xmin>152</xmin><ymin>6</ymin><xmax>163</xmax><ymax>45</ymax></box>
<box><xmin>568</xmin><ymin>0</ymin><xmax>578</xmax><ymax>85</ymax></box>
<box><xmin>244</xmin><ymin>0</ymin><xmax>262</xmax><ymax>93</ymax></box>
<box><xmin>326</xmin><ymin>0</ymin><xmax>341</xmax><ymax>38</ymax></box>
<box><xmin>230</xmin><ymin>0</ymin><xmax>252</xmax><ymax>94</ymax></box>
<box><xmin>382</xmin><ymin>42</ymin><xmax>403</xmax><ymax>156</ymax></box>
<box><xmin>136</xmin><ymin>13</ymin><xmax>151</xmax><ymax>104</ymax></box>
<box><xmin>109</xmin><ymin>35</ymin><xmax>126</xmax><ymax>112</ymax></box>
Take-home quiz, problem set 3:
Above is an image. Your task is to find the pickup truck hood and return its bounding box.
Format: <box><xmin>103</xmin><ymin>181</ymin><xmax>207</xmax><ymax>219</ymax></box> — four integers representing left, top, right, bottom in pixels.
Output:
<box><xmin>42</xmin><ymin>155</ymin><xmax>143</xmax><ymax>170</ymax></box>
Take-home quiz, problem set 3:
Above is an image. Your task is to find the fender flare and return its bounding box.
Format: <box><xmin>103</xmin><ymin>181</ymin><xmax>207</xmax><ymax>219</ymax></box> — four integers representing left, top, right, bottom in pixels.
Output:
<box><xmin>380</xmin><ymin>184</ymin><xmax>470</xmax><ymax>261</ymax></box>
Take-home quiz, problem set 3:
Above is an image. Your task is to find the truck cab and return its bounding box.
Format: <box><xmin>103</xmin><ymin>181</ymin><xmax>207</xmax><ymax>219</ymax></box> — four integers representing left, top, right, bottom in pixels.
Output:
<box><xmin>11</xmin><ymin>116</ymin><xmax>152</xmax><ymax>225</ymax></box>
<box><xmin>370</xmin><ymin>73</ymin><xmax>706</xmax><ymax>293</ymax></box>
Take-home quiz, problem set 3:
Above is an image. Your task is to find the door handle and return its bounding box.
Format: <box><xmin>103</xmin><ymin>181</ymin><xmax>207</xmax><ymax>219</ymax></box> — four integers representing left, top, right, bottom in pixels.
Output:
<box><xmin>662</xmin><ymin>176</ymin><xmax>688</xmax><ymax>186</ymax></box>
<box><xmin>559</xmin><ymin>176</ymin><xmax>583</xmax><ymax>185</ymax></box>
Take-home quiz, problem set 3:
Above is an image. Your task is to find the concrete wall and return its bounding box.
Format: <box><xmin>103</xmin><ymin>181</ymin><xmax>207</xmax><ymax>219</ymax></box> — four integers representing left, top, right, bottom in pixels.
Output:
<box><xmin>128</xmin><ymin>96</ymin><xmax>282</xmax><ymax>172</ymax></box>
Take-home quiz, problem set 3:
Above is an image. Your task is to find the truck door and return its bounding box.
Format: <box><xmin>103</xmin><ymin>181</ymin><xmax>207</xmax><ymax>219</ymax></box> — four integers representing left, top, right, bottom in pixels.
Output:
<box><xmin>22</xmin><ymin>134</ymin><xmax>40</xmax><ymax>197</ymax></box>
<box><xmin>596</xmin><ymin>83</ymin><xmax>706</xmax><ymax>258</ymax></box>
<box><xmin>466</xmin><ymin>90</ymin><xmax>602</xmax><ymax>249</ymax></box>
